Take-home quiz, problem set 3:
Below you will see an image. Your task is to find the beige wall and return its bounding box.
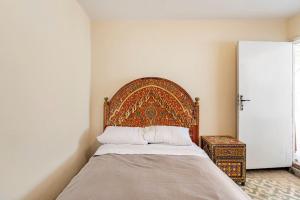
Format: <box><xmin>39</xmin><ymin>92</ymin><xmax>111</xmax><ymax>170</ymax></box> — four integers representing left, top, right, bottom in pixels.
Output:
<box><xmin>0</xmin><ymin>0</ymin><xmax>91</xmax><ymax>200</ymax></box>
<box><xmin>91</xmin><ymin>20</ymin><xmax>287</xmax><ymax>147</ymax></box>
<box><xmin>288</xmin><ymin>14</ymin><xmax>300</xmax><ymax>40</ymax></box>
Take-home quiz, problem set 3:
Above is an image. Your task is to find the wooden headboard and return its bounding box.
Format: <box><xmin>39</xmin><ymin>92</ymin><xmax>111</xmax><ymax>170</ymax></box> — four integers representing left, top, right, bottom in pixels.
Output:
<box><xmin>103</xmin><ymin>77</ymin><xmax>200</xmax><ymax>145</ymax></box>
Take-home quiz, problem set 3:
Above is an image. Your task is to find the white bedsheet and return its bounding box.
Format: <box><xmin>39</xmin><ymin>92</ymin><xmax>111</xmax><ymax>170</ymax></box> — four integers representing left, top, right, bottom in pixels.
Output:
<box><xmin>94</xmin><ymin>143</ymin><xmax>208</xmax><ymax>158</ymax></box>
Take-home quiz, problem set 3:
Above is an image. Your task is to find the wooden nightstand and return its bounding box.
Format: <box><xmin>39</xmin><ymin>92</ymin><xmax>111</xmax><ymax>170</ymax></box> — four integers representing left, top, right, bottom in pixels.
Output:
<box><xmin>201</xmin><ymin>136</ymin><xmax>246</xmax><ymax>185</ymax></box>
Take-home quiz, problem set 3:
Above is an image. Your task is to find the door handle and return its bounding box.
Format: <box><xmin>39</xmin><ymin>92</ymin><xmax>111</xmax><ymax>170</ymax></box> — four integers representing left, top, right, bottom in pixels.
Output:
<box><xmin>240</xmin><ymin>95</ymin><xmax>251</xmax><ymax>111</ymax></box>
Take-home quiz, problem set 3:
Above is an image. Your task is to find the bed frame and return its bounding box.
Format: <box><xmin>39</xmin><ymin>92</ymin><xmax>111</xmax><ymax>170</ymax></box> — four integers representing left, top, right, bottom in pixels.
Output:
<box><xmin>103</xmin><ymin>77</ymin><xmax>200</xmax><ymax>145</ymax></box>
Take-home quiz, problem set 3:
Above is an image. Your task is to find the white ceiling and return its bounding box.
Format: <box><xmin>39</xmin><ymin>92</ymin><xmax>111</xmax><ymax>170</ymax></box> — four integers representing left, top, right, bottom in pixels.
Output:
<box><xmin>78</xmin><ymin>0</ymin><xmax>300</xmax><ymax>20</ymax></box>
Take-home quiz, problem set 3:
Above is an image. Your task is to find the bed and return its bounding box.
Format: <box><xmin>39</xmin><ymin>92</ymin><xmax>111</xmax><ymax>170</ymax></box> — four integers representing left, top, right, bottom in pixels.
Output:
<box><xmin>57</xmin><ymin>77</ymin><xmax>250</xmax><ymax>200</ymax></box>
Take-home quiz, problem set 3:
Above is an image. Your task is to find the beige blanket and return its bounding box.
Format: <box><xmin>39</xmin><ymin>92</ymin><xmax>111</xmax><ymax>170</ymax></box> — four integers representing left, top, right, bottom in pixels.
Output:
<box><xmin>57</xmin><ymin>154</ymin><xmax>251</xmax><ymax>200</ymax></box>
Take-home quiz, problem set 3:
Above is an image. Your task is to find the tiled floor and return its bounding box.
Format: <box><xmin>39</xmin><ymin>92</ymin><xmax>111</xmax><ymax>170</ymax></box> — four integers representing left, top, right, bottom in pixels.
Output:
<box><xmin>241</xmin><ymin>169</ymin><xmax>300</xmax><ymax>200</ymax></box>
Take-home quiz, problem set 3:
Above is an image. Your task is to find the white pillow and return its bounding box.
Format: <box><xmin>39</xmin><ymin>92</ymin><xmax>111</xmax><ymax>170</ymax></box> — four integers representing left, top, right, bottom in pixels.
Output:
<box><xmin>97</xmin><ymin>126</ymin><xmax>147</xmax><ymax>145</ymax></box>
<box><xmin>143</xmin><ymin>125</ymin><xmax>193</xmax><ymax>146</ymax></box>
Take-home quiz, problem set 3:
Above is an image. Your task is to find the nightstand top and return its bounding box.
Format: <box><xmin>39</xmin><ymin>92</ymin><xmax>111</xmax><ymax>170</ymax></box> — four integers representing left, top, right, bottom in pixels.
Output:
<box><xmin>202</xmin><ymin>136</ymin><xmax>245</xmax><ymax>145</ymax></box>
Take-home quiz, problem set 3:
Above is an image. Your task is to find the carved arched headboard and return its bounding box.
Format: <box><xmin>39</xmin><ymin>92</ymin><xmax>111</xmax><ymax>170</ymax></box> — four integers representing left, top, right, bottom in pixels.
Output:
<box><xmin>103</xmin><ymin>77</ymin><xmax>200</xmax><ymax>145</ymax></box>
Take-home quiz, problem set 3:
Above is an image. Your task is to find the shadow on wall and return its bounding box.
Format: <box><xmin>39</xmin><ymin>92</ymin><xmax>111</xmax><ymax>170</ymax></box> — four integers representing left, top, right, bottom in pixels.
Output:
<box><xmin>22</xmin><ymin>130</ymin><xmax>93</xmax><ymax>200</ymax></box>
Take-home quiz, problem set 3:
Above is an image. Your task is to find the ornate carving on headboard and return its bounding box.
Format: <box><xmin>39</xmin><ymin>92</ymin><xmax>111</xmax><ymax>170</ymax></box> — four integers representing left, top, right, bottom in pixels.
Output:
<box><xmin>103</xmin><ymin>77</ymin><xmax>200</xmax><ymax>145</ymax></box>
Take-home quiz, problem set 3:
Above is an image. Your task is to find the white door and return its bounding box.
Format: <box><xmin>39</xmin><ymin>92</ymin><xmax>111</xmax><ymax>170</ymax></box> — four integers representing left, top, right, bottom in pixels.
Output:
<box><xmin>238</xmin><ymin>41</ymin><xmax>293</xmax><ymax>169</ymax></box>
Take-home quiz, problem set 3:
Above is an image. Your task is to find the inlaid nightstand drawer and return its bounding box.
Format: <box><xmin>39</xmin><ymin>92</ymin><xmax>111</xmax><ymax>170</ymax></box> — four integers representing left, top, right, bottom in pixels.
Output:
<box><xmin>214</xmin><ymin>146</ymin><xmax>245</xmax><ymax>158</ymax></box>
<box><xmin>216</xmin><ymin>160</ymin><xmax>244</xmax><ymax>178</ymax></box>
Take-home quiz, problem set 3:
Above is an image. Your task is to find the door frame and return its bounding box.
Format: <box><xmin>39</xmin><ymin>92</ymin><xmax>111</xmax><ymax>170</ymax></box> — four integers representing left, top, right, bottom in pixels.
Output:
<box><xmin>292</xmin><ymin>38</ymin><xmax>300</xmax><ymax>162</ymax></box>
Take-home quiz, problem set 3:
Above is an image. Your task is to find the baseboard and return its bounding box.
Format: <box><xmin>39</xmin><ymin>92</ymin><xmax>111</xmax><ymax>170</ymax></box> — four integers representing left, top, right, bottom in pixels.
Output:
<box><xmin>290</xmin><ymin>162</ymin><xmax>300</xmax><ymax>177</ymax></box>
